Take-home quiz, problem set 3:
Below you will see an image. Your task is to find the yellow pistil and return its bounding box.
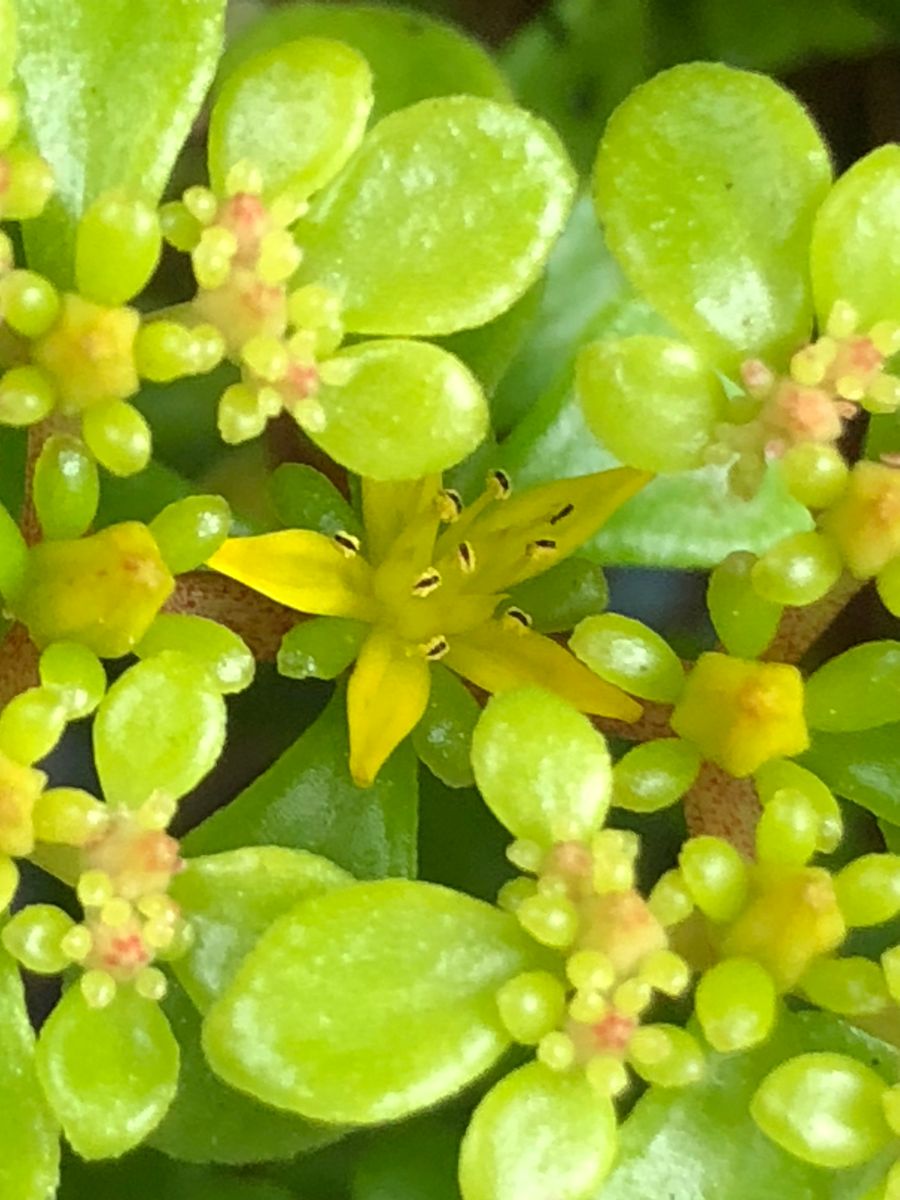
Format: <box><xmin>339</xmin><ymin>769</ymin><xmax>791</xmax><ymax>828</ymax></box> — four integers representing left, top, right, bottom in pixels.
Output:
<box><xmin>208</xmin><ymin>467</ymin><xmax>650</xmax><ymax>785</ymax></box>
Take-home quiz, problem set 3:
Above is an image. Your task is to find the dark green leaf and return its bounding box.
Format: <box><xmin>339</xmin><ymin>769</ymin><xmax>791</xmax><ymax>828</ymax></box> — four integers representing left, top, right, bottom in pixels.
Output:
<box><xmin>801</xmin><ymin>725</ymin><xmax>900</xmax><ymax>825</ymax></box>
<box><xmin>184</xmin><ymin>687</ymin><xmax>418</xmax><ymax>879</ymax></box>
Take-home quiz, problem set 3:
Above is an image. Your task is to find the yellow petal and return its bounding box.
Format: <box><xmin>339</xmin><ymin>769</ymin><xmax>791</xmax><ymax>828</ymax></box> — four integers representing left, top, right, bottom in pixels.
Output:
<box><xmin>471</xmin><ymin>467</ymin><xmax>650</xmax><ymax>588</ymax></box>
<box><xmin>361</xmin><ymin>475</ymin><xmax>442</xmax><ymax>565</ymax></box>
<box><xmin>348</xmin><ymin>628</ymin><xmax>432</xmax><ymax>786</ymax></box>
<box><xmin>208</xmin><ymin>531</ymin><xmax>376</xmax><ymax>619</ymax></box>
<box><xmin>446</xmin><ymin>620</ymin><xmax>642</xmax><ymax>721</ymax></box>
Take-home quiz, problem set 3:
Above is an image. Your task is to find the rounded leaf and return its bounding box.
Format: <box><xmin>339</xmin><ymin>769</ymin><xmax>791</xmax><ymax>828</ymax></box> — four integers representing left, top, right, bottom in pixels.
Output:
<box><xmin>577</xmin><ymin>336</ymin><xmax>727</xmax><ymax>472</ymax></box>
<box><xmin>219</xmin><ymin>4</ymin><xmax>511</xmax><ymax>123</ymax></box>
<box><xmin>0</xmin><ymin>947</ymin><xmax>59</xmax><ymax>1200</ymax></box>
<box><xmin>570</xmin><ymin>613</ymin><xmax>685</xmax><ymax>703</ymax></box>
<box><xmin>805</xmin><ymin>641</ymin><xmax>900</xmax><ymax>732</ymax></box>
<box><xmin>459</xmin><ymin>1061</ymin><xmax>617</xmax><ymax>1200</ymax></box>
<box><xmin>751</xmin><ymin>1052</ymin><xmax>892</xmax><ymax>1169</ymax></box>
<box><xmin>36</xmin><ymin>986</ymin><xmax>179</xmax><ymax>1160</ymax></box>
<box><xmin>411</xmin><ymin>663</ymin><xmax>480</xmax><ymax>789</ymax></box>
<box><xmin>33</xmin><ymin>434</ymin><xmax>99</xmax><ymax>541</ymax></box>
<box><xmin>299</xmin><ymin>339</ymin><xmax>488</xmax><ymax>480</ymax></box>
<box><xmin>471</xmin><ymin>686</ymin><xmax>612</xmax><ymax>845</ymax></box>
<box><xmin>811</xmin><ymin>145</ymin><xmax>900</xmax><ymax>327</ymax></box>
<box><xmin>93</xmin><ymin>651</ymin><xmax>226</xmax><ymax>808</ymax></box>
<box><xmin>202</xmin><ymin>879</ymin><xmax>534</xmax><ymax>1123</ymax></box>
<box><xmin>297</xmin><ymin>96</ymin><xmax>576</xmax><ymax>335</ymax></box>
<box><xmin>209</xmin><ymin>38</ymin><xmax>373</xmax><ymax>200</ymax></box>
<box><xmin>171</xmin><ymin>846</ymin><xmax>352</xmax><ymax>1011</ymax></box>
<box><xmin>136</xmin><ymin>614</ymin><xmax>254</xmax><ymax>695</ymax></box>
<box><xmin>595</xmin><ymin>63</ymin><xmax>831</xmax><ymax>371</ymax></box>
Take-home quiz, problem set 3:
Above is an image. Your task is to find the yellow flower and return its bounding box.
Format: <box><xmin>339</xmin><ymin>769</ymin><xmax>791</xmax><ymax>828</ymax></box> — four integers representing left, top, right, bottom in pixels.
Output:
<box><xmin>208</xmin><ymin>468</ymin><xmax>648</xmax><ymax>785</ymax></box>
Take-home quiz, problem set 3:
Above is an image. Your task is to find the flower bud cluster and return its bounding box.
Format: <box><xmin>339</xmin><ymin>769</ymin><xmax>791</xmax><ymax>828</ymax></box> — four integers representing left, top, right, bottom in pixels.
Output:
<box><xmin>163</xmin><ymin>160</ymin><xmax>348</xmax><ymax>444</ymax></box>
<box><xmin>497</xmin><ymin>829</ymin><xmax>701</xmax><ymax>1097</ymax></box>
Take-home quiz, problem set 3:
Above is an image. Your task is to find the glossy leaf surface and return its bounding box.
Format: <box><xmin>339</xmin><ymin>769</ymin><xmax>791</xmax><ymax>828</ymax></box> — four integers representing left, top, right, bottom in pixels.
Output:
<box><xmin>203</xmin><ymin>880</ymin><xmax>534</xmax><ymax>1123</ymax></box>
<box><xmin>36</xmin><ymin>986</ymin><xmax>179</xmax><ymax>1160</ymax></box>
<box><xmin>595</xmin><ymin>63</ymin><xmax>831</xmax><ymax>371</ymax></box>
<box><xmin>94</xmin><ymin>651</ymin><xmax>226</xmax><ymax>809</ymax></box>
<box><xmin>0</xmin><ymin>947</ymin><xmax>59</xmax><ymax>1199</ymax></box>
<box><xmin>297</xmin><ymin>96</ymin><xmax>575</xmax><ymax>336</ymax></box>
<box><xmin>460</xmin><ymin>1061</ymin><xmax>617</xmax><ymax>1200</ymax></box>
<box><xmin>209</xmin><ymin>38</ymin><xmax>372</xmax><ymax>199</ymax></box>
<box><xmin>17</xmin><ymin>0</ymin><xmax>226</xmax><ymax>283</ymax></box>
<box><xmin>171</xmin><ymin>845</ymin><xmax>352</xmax><ymax>1011</ymax></box>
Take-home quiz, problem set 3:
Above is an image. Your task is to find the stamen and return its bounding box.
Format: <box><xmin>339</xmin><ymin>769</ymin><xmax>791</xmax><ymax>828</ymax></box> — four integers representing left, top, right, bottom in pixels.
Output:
<box><xmin>436</xmin><ymin>489</ymin><xmax>463</xmax><ymax>522</ymax></box>
<box><xmin>420</xmin><ymin>636</ymin><xmax>449</xmax><ymax>661</ymax></box>
<box><xmin>527</xmin><ymin>538</ymin><xmax>557</xmax><ymax>560</ymax></box>
<box><xmin>457</xmin><ymin>541</ymin><xmax>476</xmax><ymax>573</ymax></box>
<box><xmin>504</xmin><ymin>606</ymin><xmax>532</xmax><ymax>629</ymax></box>
<box><xmin>488</xmin><ymin>469</ymin><xmax>511</xmax><ymax>499</ymax></box>
<box><xmin>412</xmin><ymin>568</ymin><xmax>442</xmax><ymax>597</ymax></box>
<box><xmin>333</xmin><ymin>531</ymin><xmax>361</xmax><ymax>557</ymax></box>
<box><xmin>549</xmin><ymin>502</ymin><xmax>575</xmax><ymax>525</ymax></box>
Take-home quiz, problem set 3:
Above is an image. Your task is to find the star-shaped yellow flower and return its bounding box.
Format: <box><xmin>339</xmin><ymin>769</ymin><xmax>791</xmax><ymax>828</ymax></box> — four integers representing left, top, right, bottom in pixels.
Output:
<box><xmin>208</xmin><ymin>468</ymin><xmax>648</xmax><ymax>785</ymax></box>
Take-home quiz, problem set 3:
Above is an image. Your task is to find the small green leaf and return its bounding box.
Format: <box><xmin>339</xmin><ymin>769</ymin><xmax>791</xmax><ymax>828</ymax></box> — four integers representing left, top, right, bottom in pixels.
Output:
<box><xmin>506</xmin><ymin>556</ymin><xmax>609</xmax><ymax>634</ymax></box>
<box><xmin>801</xmin><ymin>725</ymin><xmax>900</xmax><ymax>825</ymax></box>
<box><xmin>135</xmin><ymin>615</ymin><xmax>254</xmax><ymax>696</ymax></box>
<box><xmin>296</xmin><ymin>96</ymin><xmax>575</xmax><ymax>336</ymax></box>
<box><xmin>595</xmin><ymin>63</ymin><xmax>831</xmax><ymax>371</ymax></box>
<box><xmin>751</xmin><ymin>1053</ymin><xmax>892</xmax><ymax>1169</ymax></box>
<box><xmin>599</xmin><ymin>1011</ymin><xmax>900</xmax><ymax>1200</ymax></box>
<box><xmin>219</xmin><ymin>3</ymin><xmax>510</xmax><ymax>124</ymax></box>
<box><xmin>299</xmin><ymin>340</ymin><xmax>489</xmax><ymax>481</ymax></box>
<box><xmin>94</xmin><ymin>652</ymin><xmax>226</xmax><ymax>809</ymax></box>
<box><xmin>0</xmin><ymin>946</ymin><xmax>59</xmax><ymax>1200</ymax></box>
<box><xmin>0</xmin><ymin>500</ymin><xmax>27</xmax><ymax>603</ymax></box>
<box><xmin>811</xmin><ymin>145</ymin><xmax>900</xmax><ymax>328</ymax></box>
<box><xmin>184</xmin><ymin>688</ymin><xmax>417</xmax><ymax>880</ymax></box>
<box><xmin>805</xmin><ymin>641</ymin><xmax>900</xmax><ymax>732</ymax></box>
<box><xmin>577</xmin><ymin>335</ymin><xmax>727</xmax><ymax>473</ymax></box>
<box><xmin>270</xmin><ymin>464</ymin><xmax>361</xmax><ymax>536</ymax></box>
<box><xmin>202</xmin><ymin>879</ymin><xmax>535</xmax><ymax>1123</ymax></box>
<box><xmin>209</xmin><ymin>38</ymin><xmax>372</xmax><ymax>200</ymax></box>
<box><xmin>171</xmin><ymin>846</ymin><xmax>352</xmax><ymax>1011</ymax></box>
<box><xmin>36</xmin><ymin>986</ymin><xmax>179</xmax><ymax>1160</ymax></box>
<box><xmin>278</xmin><ymin>617</ymin><xmax>368</xmax><ymax>681</ymax></box>
<box><xmin>461</xmin><ymin>1061</ymin><xmax>617</xmax><ymax>1200</ymax></box>
<box><xmin>411</xmin><ymin>664</ymin><xmax>480</xmax><ymax>789</ymax></box>
<box><xmin>472</xmin><ymin>686</ymin><xmax>612</xmax><ymax>845</ymax></box>
<box><xmin>16</xmin><ymin>0</ymin><xmax>226</xmax><ymax>283</ymax></box>
<box><xmin>152</xmin><ymin>979</ymin><xmax>343</xmax><ymax>1165</ymax></box>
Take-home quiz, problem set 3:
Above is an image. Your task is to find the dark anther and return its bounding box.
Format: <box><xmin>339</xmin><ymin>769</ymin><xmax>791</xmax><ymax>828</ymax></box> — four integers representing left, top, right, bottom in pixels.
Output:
<box><xmin>505</xmin><ymin>607</ymin><xmax>532</xmax><ymax>628</ymax></box>
<box><xmin>412</xmin><ymin>569</ymin><xmax>442</xmax><ymax>596</ymax></box>
<box><xmin>490</xmin><ymin>469</ymin><xmax>511</xmax><ymax>498</ymax></box>
<box><xmin>333</xmin><ymin>531</ymin><xmax>361</xmax><ymax>555</ymax></box>
<box><xmin>457</xmin><ymin>541</ymin><xmax>475</xmax><ymax>573</ymax></box>
<box><xmin>549</xmin><ymin>503</ymin><xmax>575</xmax><ymax>525</ymax></box>
<box><xmin>424</xmin><ymin>636</ymin><xmax>449</xmax><ymax>660</ymax></box>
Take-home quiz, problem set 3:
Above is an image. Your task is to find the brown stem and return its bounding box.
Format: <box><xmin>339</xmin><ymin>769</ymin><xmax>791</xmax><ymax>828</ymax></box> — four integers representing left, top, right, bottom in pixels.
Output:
<box><xmin>760</xmin><ymin>573</ymin><xmax>865</xmax><ymax>665</ymax></box>
<box><xmin>0</xmin><ymin>623</ymin><xmax>39</xmax><ymax>709</ymax></box>
<box><xmin>166</xmin><ymin>571</ymin><xmax>296</xmax><ymax>660</ymax></box>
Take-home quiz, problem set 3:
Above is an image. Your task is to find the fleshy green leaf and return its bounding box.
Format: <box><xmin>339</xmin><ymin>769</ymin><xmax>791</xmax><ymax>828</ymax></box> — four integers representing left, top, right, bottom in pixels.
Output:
<box><xmin>0</xmin><ymin>946</ymin><xmax>59</xmax><ymax>1200</ymax></box>
<box><xmin>411</xmin><ymin>663</ymin><xmax>480</xmax><ymax>789</ymax></box>
<box><xmin>460</xmin><ymin>1061</ymin><xmax>617</xmax><ymax>1200</ymax></box>
<box><xmin>152</xmin><ymin>979</ymin><xmax>343</xmax><ymax>1165</ymax></box>
<box><xmin>269</xmin><ymin>464</ymin><xmax>361</xmax><ymax>536</ymax></box>
<box><xmin>594</xmin><ymin>62</ymin><xmax>831</xmax><ymax>371</ymax></box>
<box><xmin>184</xmin><ymin>687</ymin><xmax>417</xmax><ymax>880</ymax></box>
<box><xmin>577</xmin><ymin>335</ymin><xmax>728</xmax><ymax>473</ymax></box>
<box><xmin>506</xmin><ymin>556</ymin><xmax>609</xmax><ymax>634</ymax></box>
<box><xmin>352</xmin><ymin>1114</ymin><xmax>463</xmax><ymax>1200</ymax></box>
<box><xmin>202</xmin><ymin>879</ymin><xmax>536</xmax><ymax>1123</ymax></box>
<box><xmin>811</xmin><ymin>144</ymin><xmax>900</xmax><ymax>328</ymax></box>
<box><xmin>298</xmin><ymin>340</ymin><xmax>489</xmax><ymax>480</ymax></box>
<box><xmin>209</xmin><ymin>38</ymin><xmax>372</xmax><ymax>200</ymax></box>
<box><xmin>59</xmin><ymin>1147</ymin><xmax>297</xmax><ymax>1199</ymax></box>
<box><xmin>36</xmin><ymin>986</ymin><xmax>179</xmax><ymax>1160</ymax></box>
<box><xmin>471</xmin><ymin>686</ymin><xmax>612</xmax><ymax>845</ymax></box>
<box><xmin>16</xmin><ymin>0</ymin><xmax>226</xmax><ymax>283</ymax></box>
<box><xmin>751</xmin><ymin>1053</ymin><xmax>892</xmax><ymax>1169</ymax></box>
<box><xmin>219</xmin><ymin>3</ymin><xmax>510</xmax><ymax>123</ymax></box>
<box><xmin>0</xmin><ymin>500</ymin><xmax>27</xmax><ymax>602</ymax></box>
<box><xmin>801</xmin><ymin>725</ymin><xmax>900</xmax><ymax>824</ymax></box>
<box><xmin>599</xmin><ymin>1011</ymin><xmax>900</xmax><ymax>1200</ymax></box>
<box><xmin>94</xmin><ymin>652</ymin><xmax>226</xmax><ymax>809</ymax></box>
<box><xmin>171</xmin><ymin>845</ymin><xmax>352</xmax><ymax>1011</ymax></box>
<box><xmin>805</xmin><ymin>641</ymin><xmax>900</xmax><ymax>733</ymax></box>
<box><xmin>296</xmin><ymin>96</ymin><xmax>576</xmax><ymax>336</ymax></box>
